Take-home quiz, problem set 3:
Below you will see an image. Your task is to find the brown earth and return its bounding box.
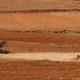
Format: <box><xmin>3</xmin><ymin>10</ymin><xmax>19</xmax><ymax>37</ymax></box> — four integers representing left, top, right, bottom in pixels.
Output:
<box><xmin>6</xmin><ymin>41</ymin><xmax>80</xmax><ymax>53</ymax></box>
<box><xmin>0</xmin><ymin>12</ymin><xmax>80</xmax><ymax>53</ymax></box>
<box><xmin>0</xmin><ymin>60</ymin><xmax>80</xmax><ymax>80</ymax></box>
<box><xmin>0</xmin><ymin>29</ymin><xmax>80</xmax><ymax>53</ymax></box>
<box><xmin>0</xmin><ymin>12</ymin><xmax>80</xmax><ymax>30</ymax></box>
<box><xmin>0</xmin><ymin>1</ymin><xmax>80</xmax><ymax>80</ymax></box>
<box><xmin>0</xmin><ymin>0</ymin><xmax>80</xmax><ymax>10</ymax></box>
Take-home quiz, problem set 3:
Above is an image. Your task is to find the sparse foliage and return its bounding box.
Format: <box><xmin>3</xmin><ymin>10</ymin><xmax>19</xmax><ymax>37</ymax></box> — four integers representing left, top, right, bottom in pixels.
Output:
<box><xmin>0</xmin><ymin>41</ymin><xmax>10</xmax><ymax>54</ymax></box>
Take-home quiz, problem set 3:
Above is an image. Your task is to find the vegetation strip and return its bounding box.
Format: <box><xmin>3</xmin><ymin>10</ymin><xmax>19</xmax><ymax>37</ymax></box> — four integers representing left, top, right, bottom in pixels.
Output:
<box><xmin>0</xmin><ymin>9</ymin><xmax>80</xmax><ymax>13</ymax></box>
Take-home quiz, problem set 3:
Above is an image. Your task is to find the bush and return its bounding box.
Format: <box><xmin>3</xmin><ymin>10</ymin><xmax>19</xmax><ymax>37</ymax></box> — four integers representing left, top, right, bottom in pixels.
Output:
<box><xmin>0</xmin><ymin>41</ymin><xmax>10</xmax><ymax>54</ymax></box>
<box><xmin>0</xmin><ymin>49</ymin><xmax>9</xmax><ymax>54</ymax></box>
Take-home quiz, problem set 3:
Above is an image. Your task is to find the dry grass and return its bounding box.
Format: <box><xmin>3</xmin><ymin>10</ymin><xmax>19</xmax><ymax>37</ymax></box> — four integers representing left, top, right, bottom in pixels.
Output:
<box><xmin>0</xmin><ymin>60</ymin><xmax>80</xmax><ymax>80</ymax></box>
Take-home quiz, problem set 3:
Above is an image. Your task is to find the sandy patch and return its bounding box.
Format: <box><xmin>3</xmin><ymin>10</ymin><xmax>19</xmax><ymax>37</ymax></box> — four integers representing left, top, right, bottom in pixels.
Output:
<box><xmin>0</xmin><ymin>53</ymin><xmax>80</xmax><ymax>62</ymax></box>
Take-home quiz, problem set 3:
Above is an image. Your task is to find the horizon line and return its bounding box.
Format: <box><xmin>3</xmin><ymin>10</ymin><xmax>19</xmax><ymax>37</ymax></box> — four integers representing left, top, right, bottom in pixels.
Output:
<box><xmin>0</xmin><ymin>9</ymin><xmax>80</xmax><ymax>13</ymax></box>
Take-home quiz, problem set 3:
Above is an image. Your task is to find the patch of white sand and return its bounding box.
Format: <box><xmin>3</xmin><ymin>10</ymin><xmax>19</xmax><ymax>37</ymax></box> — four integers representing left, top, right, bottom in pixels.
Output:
<box><xmin>0</xmin><ymin>53</ymin><xmax>80</xmax><ymax>62</ymax></box>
